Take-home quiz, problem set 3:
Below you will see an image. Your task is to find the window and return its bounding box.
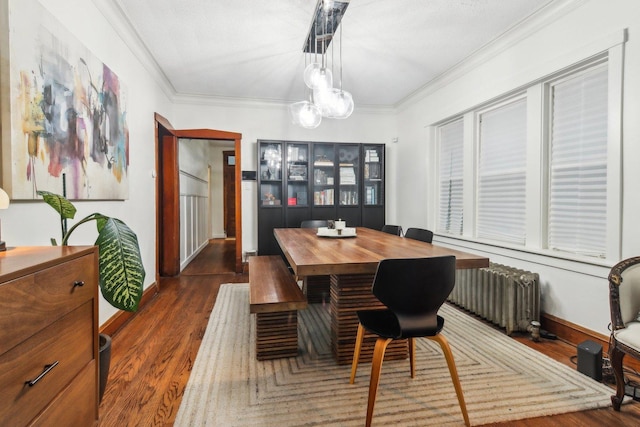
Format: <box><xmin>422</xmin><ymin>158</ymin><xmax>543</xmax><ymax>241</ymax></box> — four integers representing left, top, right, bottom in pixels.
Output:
<box><xmin>548</xmin><ymin>64</ymin><xmax>608</xmax><ymax>257</ymax></box>
<box><xmin>477</xmin><ymin>99</ymin><xmax>527</xmax><ymax>245</ymax></box>
<box><xmin>431</xmin><ymin>36</ymin><xmax>623</xmax><ymax>265</ymax></box>
<box><xmin>437</xmin><ymin>119</ymin><xmax>464</xmax><ymax>235</ymax></box>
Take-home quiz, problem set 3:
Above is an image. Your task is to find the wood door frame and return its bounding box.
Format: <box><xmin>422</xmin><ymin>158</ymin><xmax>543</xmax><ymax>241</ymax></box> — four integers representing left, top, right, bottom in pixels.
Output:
<box><xmin>154</xmin><ymin>113</ymin><xmax>243</xmax><ymax>276</ymax></box>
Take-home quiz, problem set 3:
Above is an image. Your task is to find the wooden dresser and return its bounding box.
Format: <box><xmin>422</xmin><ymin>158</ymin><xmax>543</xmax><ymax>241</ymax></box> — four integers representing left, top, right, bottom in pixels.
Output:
<box><xmin>0</xmin><ymin>246</ymin><xmax>99</xmax><ymax>426</ymax></box>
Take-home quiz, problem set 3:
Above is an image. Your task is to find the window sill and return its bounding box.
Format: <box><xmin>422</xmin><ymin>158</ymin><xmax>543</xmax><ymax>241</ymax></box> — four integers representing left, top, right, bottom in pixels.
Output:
<box><xmin>434</xmin><ymin>233</ymin><xmax>613</xmax><ymax>279</ymax></box>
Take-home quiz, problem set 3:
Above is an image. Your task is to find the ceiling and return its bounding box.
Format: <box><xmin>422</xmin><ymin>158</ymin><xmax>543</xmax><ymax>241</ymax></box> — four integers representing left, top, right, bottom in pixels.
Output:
<box><xmin>114</xmin><ymin>0</ymin><xmax>553</xmax><ymax>107</ymax></box>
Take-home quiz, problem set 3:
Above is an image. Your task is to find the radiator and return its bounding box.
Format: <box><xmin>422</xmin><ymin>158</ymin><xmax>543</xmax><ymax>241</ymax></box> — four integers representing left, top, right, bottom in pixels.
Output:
<box><xmin>450</xmin><ymin>263</ymin><xmax>540</xmax><ymax>335</ymax></box>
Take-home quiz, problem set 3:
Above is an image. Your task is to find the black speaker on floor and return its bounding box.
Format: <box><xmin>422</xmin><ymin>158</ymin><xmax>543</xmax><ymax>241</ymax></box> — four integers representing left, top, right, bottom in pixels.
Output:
<box><xmin>577</xmin><ymin>340</ymin><xmax>602</xmax><ymax>381</ymax></box>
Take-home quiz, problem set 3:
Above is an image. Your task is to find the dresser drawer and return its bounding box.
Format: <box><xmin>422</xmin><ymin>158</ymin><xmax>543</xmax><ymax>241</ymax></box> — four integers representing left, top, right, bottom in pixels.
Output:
<box><xmin>0</xmin><ymin>253</ymin><xmax>97</xmax><ymax>354</ymax></box>
<box><xmin>30</xmin><ymin>361</ymin><xmax>98</xmax><ymax>427</ymax></box>
<box><xmin>0</xmin><ymin>301</ymin><xmax>94</xmax><ymax>426</ymax></box>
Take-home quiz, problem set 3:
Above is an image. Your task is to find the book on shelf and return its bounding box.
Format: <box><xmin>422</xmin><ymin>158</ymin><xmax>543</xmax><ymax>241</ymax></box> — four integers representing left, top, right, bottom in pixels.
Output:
<box><xmin>296</xmin><ymin>191</ymin><xmax>307</xmax><ymax>205</ymax></box>
<box><xmin>314</xmin><ymin>160</ymin><xmax>334</xmax><ymax>167</ymax></box>
<box><xmin>288</xmin><ymin>164</ymin><xmax>307</xmax><ymax>180</ymax></box>
<box><xmin>365</xmin><ymin>149</ymin><xmax>380</xmax><ymax>163</ymax></box>
<box><xmin>314</xmin><ymin>154</ymin><xmax>334</xmax><ymax>167</ymax></box>
<box><xmin>366</xmin><ymin>163</ymin><xmax>381</xmax><ymax>179</ymax></box>
<box><xmin>313</xmin><ymin>189</ymin><xmax>334</xmax><ymax>205</ymax></box>
<box><xmin>339</xmin><ymin>166</ymin><xmax>356</xmax><ymax>185</ymax></box>
<box><xmin>340</xmin><ymin>190</ymin><xmax>358</xmax><ymax>205</ymax></box>
<box><xmin>365</xmin><ymin>186</ymin><xmax>378</xmax><ymax>205</ymax></box>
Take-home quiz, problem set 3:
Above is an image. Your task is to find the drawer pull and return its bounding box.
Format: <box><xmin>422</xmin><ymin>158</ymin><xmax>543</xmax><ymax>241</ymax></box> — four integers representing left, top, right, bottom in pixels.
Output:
<box><xmin>73</xmin><ymin>280</ymin><xmax>85</xmax><ymax>287</ymax></box>
<box><xmin>25</xmin><ymin>361</ymin><xmax>59</xmax><ymax>387</ymax></box>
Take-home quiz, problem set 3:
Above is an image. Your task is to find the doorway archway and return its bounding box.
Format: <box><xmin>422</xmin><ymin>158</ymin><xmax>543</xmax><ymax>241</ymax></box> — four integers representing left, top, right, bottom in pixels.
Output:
<box><xmin>155</xmin><ymin>113</ymin><xmax>243</xmax><ymax>280</ymax></box>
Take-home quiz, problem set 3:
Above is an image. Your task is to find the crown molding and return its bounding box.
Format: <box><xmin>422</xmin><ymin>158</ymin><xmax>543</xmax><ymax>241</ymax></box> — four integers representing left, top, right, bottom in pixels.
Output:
<box><xmin>396</xmin><ymin>0</ymin><xmax>589</xmax><ymax>111</ymax></box>
<box><xmin>92</xmin><ymin>0</ymin><xmax>177</xmax><ymax>100</ymax></box>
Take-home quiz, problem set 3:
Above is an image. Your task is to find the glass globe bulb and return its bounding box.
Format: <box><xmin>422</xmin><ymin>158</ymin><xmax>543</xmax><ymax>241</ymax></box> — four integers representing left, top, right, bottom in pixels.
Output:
<box><xmin>329</xmin><ymin>90</ymin><xmax>354</xmax><ymax>119</ymax></box>
<box><xmin>289</xmin><ymin>101</ymin><xmax>322</xmax><ymax>129</ymax></box>
<box><xmin>313</xmin><ymin>86</ymin><xmax>336</xmax><ymax>117</ymax></box>
<box><xmin>303</xmin><ymin>63</ymin><xmax>320</xmax><ymax>89</ymax></box>
<box><xmin>304</xmin><ymin>63</ymin><xmax>333</xmax><ymax>90</ymax></box>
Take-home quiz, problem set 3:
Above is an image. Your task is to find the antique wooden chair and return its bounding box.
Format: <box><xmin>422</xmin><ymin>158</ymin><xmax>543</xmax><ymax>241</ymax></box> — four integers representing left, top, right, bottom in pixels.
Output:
<box><xmin>349</xmin><ymin>256</ymin><xmax>470</xmax><ymax>427</ymax></box>
<box><xmin>609</xmin><ymin>256</ymin><xmax>640</xmax><ymax>410</ymax></box>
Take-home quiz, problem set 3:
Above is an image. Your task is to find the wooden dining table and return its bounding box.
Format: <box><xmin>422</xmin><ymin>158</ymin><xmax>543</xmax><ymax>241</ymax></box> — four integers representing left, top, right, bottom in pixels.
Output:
<box><xmin>274</xmin><ymin>227</ymin><xmax>490</xmax><ymax>364</ymax></box>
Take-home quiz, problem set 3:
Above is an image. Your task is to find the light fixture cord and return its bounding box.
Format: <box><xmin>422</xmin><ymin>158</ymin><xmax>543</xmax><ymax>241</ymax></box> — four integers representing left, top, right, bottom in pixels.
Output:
<box><xmin>331</xmin><ymin>17</ymin><xmax>335</xmax><ymax>79</ymax></box>
<box><xmin>339</xmin><ymin>21</ymin><xmax>343</xmax><ymax>91</ymax></box>
<box><xmin>322</xmin><ymin>11</ymin><xmax>327</xmax><ymax>68</ymax></box>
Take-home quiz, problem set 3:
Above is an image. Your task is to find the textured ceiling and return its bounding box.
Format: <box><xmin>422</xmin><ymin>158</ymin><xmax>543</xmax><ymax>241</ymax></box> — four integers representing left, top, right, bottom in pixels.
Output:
<box><xmin>114</xmin><ymin>0</ymin><xmax>553</xmax><ymax>107</ymax></box>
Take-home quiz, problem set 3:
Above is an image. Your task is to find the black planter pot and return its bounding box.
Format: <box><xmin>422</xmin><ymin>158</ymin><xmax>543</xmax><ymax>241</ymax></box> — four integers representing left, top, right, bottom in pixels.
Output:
<box><xmin>99</xmin><ymin>333</ymin><xmax>112</xmax><ymax>403</ymax></box>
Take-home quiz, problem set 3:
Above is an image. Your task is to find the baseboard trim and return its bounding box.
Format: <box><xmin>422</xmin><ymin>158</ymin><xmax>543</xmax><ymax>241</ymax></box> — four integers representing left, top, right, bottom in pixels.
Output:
<box><xmin>541</xmin><ymin>312</ymin><xmax>609</xmax><ymax>350</ymax></box>
<box><xmin>99</xmin><ymin>282</ymin><xmax>159</xmax><ymax>336</ymax></box>
<box><xmin>542</xmin><ymin>312</ymin><xmax>640</xmax><ymax>373</ymax></box>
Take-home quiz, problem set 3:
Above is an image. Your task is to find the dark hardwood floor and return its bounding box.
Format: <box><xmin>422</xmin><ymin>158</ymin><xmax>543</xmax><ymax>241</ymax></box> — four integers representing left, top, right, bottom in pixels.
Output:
<box><xmin>98</xmin><ymin>239</ymin><xmax>640</xmax><ymax>426</ymax></box>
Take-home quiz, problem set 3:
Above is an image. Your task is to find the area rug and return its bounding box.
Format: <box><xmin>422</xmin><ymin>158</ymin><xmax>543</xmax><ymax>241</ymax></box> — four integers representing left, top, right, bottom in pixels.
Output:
<box><xmin>175</xmin><ymin>284</ymin><xmax>614</xmax><ymax>426</ymax></box>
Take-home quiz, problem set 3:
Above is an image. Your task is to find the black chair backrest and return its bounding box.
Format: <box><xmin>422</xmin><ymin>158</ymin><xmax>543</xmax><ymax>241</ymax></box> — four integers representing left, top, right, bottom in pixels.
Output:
<box><xmin>381</xmin><ymin>225</ymin><xmax>403</xmax><ymax>236</ymax></box>
<box><xmin>404</xmin><ymin>227</ymin><xmax>434</xmax><ymax>243</ymax></box>
<box><xmin>301</xmin><ymin>219</ymin><xmax>329</xmax><ymax>229</ymax></box>
<box><xmin>372</xmin><ymin>256</ymin><xmax>456</xmax><ymax>331</ymax></box>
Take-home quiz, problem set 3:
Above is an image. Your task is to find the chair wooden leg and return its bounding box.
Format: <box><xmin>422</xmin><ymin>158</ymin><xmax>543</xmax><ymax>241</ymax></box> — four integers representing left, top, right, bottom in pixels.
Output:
<box><xmin>609</xmin><ymin>342</ymin><xmax>625</xmax><ymax>411</ymax></box>
<box><xmin>409</xmin><ymin>337</ymin><xmax>416</xmax><ymax>378</ymax></box>
<box><xmin>366</xmin><ymin>337</ymin><xmax>392</xmax><ymax>427</ymax></box>
<box><xmin>350</xmin><ymin>323</ymin><xmax>365</xmax><ymax>384</ymax></box>
<box><xmin>429</xmin><ymin>334</ymin><xmax>470</xmax><ymax>427</ymax></box>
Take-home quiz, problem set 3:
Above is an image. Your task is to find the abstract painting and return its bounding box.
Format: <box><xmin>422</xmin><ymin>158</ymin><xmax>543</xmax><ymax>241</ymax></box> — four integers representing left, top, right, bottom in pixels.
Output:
<box><xmin>1</xmin><ymin>0</ymin><xmax>129</xmax><ymax>199</ymax></box>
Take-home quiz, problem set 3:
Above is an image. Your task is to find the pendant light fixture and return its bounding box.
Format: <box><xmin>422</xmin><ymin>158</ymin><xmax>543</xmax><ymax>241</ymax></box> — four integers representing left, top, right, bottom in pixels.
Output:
<box><xmin>289</xmin><ymin>0</ymin><xmax>353</xmax><ymax>128</ymax></box>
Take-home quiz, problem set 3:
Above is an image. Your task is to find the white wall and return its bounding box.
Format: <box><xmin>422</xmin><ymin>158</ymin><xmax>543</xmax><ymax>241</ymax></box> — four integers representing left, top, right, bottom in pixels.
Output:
<box><xmin>1</xmin><ymin>0</ymin><xmax>173</xmax><ymax>325</ymax></box>
<box><xmin>395</xmin><ymin>0</ymin><xmax>640</xmax><ymax>335</ymax></box>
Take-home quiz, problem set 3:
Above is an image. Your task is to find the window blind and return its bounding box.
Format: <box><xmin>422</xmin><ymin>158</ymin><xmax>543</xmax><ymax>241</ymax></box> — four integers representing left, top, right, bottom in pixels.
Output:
<box><xmin>477</xmin><ymin>99</ymin><xmax>527</xmax><ymax>245</ymax></box>
<box><xmin>437</xmin><ymin>119</ymin><xmax>464</xmax><ymax>235</ymax></box>
<box><xmin>549</xmin><ymin>65</ymin><xmax>608</xmax><ymax>257</ymax></box>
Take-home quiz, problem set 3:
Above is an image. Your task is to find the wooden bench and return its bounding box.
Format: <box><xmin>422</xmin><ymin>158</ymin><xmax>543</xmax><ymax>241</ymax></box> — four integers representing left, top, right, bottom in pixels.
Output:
<box><xmin>249</xmin><ymin>256</ymin><xmax>307</xmax><ymax>360</ymax></box>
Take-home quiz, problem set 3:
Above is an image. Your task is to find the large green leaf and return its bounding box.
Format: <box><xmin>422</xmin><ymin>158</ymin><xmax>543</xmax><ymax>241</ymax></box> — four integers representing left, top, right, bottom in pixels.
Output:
<box><xmin>37</xmin><ymin>190</ymin><xmax>77</xmax><ymax>219</ymax></box>
<box><xmin>95</xmin><ymin>218</ymin><xmax>145</xmax><ymax>312</ymax></box>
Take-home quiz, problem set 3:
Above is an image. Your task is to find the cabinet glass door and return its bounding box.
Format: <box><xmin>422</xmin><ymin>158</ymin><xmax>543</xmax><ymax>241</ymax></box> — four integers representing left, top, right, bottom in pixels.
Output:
<box><xmin>363</xmin><ymin>145</ymin><xmax>383</xmax><ymax>206</ymax></box>
<box><xmin>338</xmin><ymin>145</ymin><xmax>359</xmax><ymax>206</ymax></box>
<box><xmin>312</xmin><ymin>144</ymin><xmax>335</xmax><ymax>206</ymax></box>
<box><xmin>286</xmin><ymin>143</ymin><xmax>309</xmax><ymax>207</ymax></box>
<box><xmin>259</xmin><ymin>142</ymin><xmax>283</xmax><ymax>206</ymax></box>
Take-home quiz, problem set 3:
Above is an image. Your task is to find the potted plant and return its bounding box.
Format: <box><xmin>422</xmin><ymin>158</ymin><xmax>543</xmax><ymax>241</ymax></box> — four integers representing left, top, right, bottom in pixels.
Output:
<box><xmin>38</xmin><ymin>190</ymin><xmax>145</xmax><ymax>401</ymax></box>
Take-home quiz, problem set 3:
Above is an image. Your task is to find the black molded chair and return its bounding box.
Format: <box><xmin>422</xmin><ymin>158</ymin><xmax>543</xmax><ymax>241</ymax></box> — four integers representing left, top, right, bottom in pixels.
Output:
<box><xmin>381</xmin><ymin>224</ymin><xmax>403</xmax><ymax>236</ymax></box>
<box><xmin>609</xmin><ymin>256</ymin><xmax>640</xmax><ymax>410</ymax></box>
<box><xmin>349</xmin><ymin>256</ymin><xmax>470</xmax><ymax>427</ymax></box>
<box><xmin>404</xmin><ymin>227</ymin><xmax>434</xmax><ymax>243</ymax></box>
<box><xmin>301</xmin><ymin>219</ymin><xmax>329</xmax><ymax>229</ymax></box>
